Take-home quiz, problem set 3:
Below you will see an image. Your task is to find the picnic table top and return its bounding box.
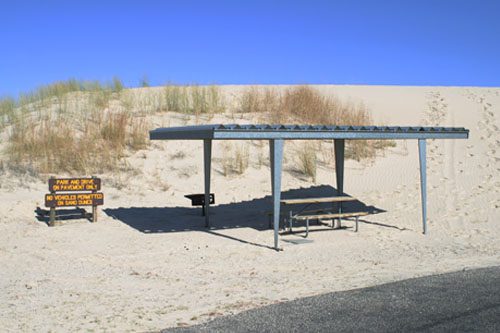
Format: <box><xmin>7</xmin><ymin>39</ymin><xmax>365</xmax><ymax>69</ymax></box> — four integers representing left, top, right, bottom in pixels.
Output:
<box><xmin>280</xmin><ymin>196</ymin><xmax>356</xmax><ymax>205</ymax></box>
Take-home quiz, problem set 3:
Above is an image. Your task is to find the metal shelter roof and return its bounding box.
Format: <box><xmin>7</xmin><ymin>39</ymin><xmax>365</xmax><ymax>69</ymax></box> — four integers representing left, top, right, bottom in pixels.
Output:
<box><xmin>150</xmin><ymin>124</ymin><xmax>469</xmax><ymax>140</ymax></box>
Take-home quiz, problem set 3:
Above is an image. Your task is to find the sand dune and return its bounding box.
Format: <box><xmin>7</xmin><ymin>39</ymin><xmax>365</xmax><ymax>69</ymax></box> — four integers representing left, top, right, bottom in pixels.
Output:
<box><xmin>0</xmin><ymin>85</ymin><xmax>498</xmax><ymax>331</ymax></box>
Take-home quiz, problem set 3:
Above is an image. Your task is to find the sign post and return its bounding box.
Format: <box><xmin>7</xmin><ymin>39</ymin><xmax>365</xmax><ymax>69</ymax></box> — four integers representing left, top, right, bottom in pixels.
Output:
<box><xmin>92</xmin><ymin>176</ymin><xmax>97</xmax><ymax>223</ymax></box>
<box><xmin>49</xmin><ymin>205</ymin><xmax>56</xmax><ymax>227</ymax></box>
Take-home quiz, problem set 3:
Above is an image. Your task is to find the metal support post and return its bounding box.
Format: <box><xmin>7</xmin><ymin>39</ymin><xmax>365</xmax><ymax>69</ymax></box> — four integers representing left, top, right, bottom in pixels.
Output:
<box><xmin>334</xmin><ymin>139</ymin><xmax>345</xmax><ymax>228</ymax></box>
<box><xmin>418</xmin><ymin>139</ymin><xmax>427</xmax><ymax>234</ymax></box>
<box><xmin>270</xmin><ymin>139</ymin><xmax>284</xmax><ymax>250</ymax></box>
<box><xmin>204</xmin><ymin>139</ymin><xmax>212</xmax><ymax>228</ymax></box>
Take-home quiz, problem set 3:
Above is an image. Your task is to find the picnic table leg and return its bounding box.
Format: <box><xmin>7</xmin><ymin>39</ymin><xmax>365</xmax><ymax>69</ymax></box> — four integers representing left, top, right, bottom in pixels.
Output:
<box><xmin>204</xmin><ymin>139</ymin><xmax>212</xmax><ymax>228</ymax></box>
<box><xmin>334</xmin><ymin>139</ymin><xmax>345</xmax><ymax>228</ymax></box>
<box><xmin>270</xmin><ymin>139</ymin><xmax>284</xmax><ymax>251</ymax></box>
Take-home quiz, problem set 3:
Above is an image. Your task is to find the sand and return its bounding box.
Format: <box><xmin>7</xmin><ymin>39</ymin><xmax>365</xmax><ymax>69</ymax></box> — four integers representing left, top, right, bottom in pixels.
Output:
<box><xmin>0</xmin><ymin>85</ymin><xmax>499</xmax><ymax>332</ymax></box>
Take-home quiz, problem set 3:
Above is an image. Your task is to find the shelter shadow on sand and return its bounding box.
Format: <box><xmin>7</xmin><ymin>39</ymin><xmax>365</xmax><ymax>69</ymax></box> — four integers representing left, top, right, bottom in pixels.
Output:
<box><xmin>104</xmin><ymin>185</ymin><xmax>386</xmax><ymax>234</ymax></box>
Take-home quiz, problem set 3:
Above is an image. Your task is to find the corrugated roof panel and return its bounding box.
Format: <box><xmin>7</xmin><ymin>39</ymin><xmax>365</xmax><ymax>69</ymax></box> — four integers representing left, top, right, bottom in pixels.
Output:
<box><xmin>149</xmin><ymin>124</ymin><xmax>469</xmax><ymax>140</ymax></box>
<box><xmin>206</xmin><ymin>124</ymin><xmax>470</xmax><ymax>132</ymax></box>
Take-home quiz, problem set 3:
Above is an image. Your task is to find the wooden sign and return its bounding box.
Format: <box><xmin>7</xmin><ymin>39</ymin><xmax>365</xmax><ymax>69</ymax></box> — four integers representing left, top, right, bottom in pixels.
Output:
<box><xmin>45</xmin><ymin>192</ymin><xmax>104</xmax><ymax>208</ymax></box>
<box><xmin>49</xmin><ymin>177</ymin><xmax>101</xmax><ymax>192</ymax></box>
<box><xmin>44</xmin><ymin>176</ymin><xmax>103</xmax><ymax>226</ymax></box>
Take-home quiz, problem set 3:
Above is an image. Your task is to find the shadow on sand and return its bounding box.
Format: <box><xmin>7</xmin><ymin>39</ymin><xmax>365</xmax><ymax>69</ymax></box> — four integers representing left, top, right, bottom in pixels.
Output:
<box><xmin>103</xmin><ymin>186</ymin><xmax>404</xmax><ymax>249</ymax></box>
<box><xmin>35</xmin><ymin>206</ymin><xmax>93</xmax><ymax>225</ymax></box>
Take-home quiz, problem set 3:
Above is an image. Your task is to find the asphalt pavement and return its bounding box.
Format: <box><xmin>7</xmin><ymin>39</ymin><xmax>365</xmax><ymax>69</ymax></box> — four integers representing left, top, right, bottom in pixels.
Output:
<box><xmin>162</xmin><ymin>266</ymin><xmax>500</xmax><ymax>332</ymax></box>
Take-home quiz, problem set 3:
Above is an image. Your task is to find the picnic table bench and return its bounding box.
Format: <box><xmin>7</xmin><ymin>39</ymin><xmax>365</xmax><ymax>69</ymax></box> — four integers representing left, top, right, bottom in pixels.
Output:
<box><xmin>280</xmin><ymin>196</ymin><xmax>368</xmax><ymax>237</ymax></box>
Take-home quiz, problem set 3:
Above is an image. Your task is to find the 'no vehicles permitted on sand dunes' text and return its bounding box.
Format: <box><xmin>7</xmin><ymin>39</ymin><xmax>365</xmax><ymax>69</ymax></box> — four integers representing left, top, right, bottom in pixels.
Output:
<box><xmin>45</xmin><ymin>193</ymin><xmax>104</xmax><ymax>207</ymax></box>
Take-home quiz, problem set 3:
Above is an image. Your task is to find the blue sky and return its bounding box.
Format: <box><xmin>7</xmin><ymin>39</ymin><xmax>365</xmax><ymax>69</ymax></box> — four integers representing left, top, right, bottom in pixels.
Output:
<box><xmin>1</xmin><ymin>0</ymin><xmax>499</xmax><ymax>96</ymax></box>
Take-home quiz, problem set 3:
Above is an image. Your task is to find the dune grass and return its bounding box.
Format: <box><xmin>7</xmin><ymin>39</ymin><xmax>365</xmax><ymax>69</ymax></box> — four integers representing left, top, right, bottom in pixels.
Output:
<box><xmin>0</xmin><ymin>97</ymin><xmax>16</xmax><ymax>129</ymax></box>
<box><xmin>297</xmin><ymin>141</ymin><xmax>318</xmax><ymax>181</ymax></box>
<box><xmin>1</xmin><ymin>81</ymin><xmax>393</xmax><ymax>178</ymax></box>
<box><xmin>6</xmin><ymin>108</ymin><xmax>149</xmax><ymax>175</ymax></box>
<box><xmin>220</xmin><ymin>142</ymin><xmax>250</xmax><ymax>176</ymax></box>
<box><xmin>16</xmin><ymin>78</ymin><xmax>121</xmax><ymax>108</ymax></box>
<box><xmin>238</xmin><ymin>85</ymin><xmax>395</xmax><ymax>168</ymax></box>
<box><xmin>164</xmin><ymin>84</ymin><xmax>225</xmax><ymax>115</ymax></box>
<box><xmin>1</xmin><ymin>80</ymin><xmax>226</xmax><ymax>176</ymax></box>
<box><xmin>238</xmin><ymin>85</ymin><xmax>372</xmax><ymax>125</ymax></box>
<box><xmin>2</xmin><ymin>79</ymin><xmax>150</xmax><ymax>175</ymax></box>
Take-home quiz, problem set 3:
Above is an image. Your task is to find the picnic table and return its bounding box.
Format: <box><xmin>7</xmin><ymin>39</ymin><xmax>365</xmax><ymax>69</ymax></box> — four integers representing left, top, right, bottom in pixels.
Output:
<box><xmin>280</xmin><ymin>196</ymin><xmax>368</xmax><ymax>237</ymax></box>
<box><xmin>281</xmin><ymin>196</ymin><xmax>356</xmax><ymax>205</ymax></box>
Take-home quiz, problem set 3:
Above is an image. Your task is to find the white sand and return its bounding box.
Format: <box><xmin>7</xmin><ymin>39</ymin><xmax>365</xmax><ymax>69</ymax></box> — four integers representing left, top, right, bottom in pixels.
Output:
<box><xmin>0</xmin><ymin>85</ymin><xmax>499</xmax><ymax>332</ymax></box>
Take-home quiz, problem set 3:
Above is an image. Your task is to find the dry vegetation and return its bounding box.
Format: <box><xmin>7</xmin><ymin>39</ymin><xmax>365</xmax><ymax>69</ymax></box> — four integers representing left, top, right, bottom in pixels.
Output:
<box><xmin>0</xmin><ymin>97</ymin><xmax>16</xmax><ymax>130</ymax></box>
<box><xmin>238</xmin><ymin>85</ymin><xmax>396</xmax><ymax>177</ymax></box>
<box><xmin>238</xmin><ymin>85</ymin><xmax>372</xmax><ymax>124</ymax></box>
<box><xmin>220</xmin><ymin>142</ymin><xmax>250</xmax><ymax>176</ymax></box>
<box><xmin>297</xmin><ymin>141</ymin><xmax>318</xmax><ymax>181</ymax></box>
<box><xmin>0</xmin><ymin>81</ymin><xmax>393</xmax><ymax>180</ymax></box>
<box><xmin>1</xmin><ymin>79</ymin><xmax>150</xmax><ymax>175</ymax></box>
<box><xmin>164</xmin><ymin>84</ymin><xmax>225</xmax><ymax>115</ymax></box>
<box><xmin>0</xmin><ymin>80</ymin><xmax>228</xmax><ymax>177</ymax></box>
